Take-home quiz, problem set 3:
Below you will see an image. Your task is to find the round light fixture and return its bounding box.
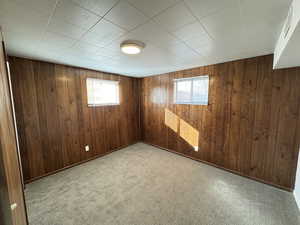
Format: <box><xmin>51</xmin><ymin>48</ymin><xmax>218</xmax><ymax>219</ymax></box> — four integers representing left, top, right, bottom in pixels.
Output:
<box><xmin>120</xmin><ymin>40</ymin><xmax>145</xmax><ymax>55</ymax></box>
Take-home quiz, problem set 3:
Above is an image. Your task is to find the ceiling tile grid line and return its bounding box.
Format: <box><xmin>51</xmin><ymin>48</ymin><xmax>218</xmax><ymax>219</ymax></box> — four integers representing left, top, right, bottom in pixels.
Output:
<box><xmin>40</xmin><ymin>0</ymin><xmax>60</xmax><ymax>45</ymax></box>
<box><xmin>185</xmin><ymin>0</ymin><xmax>239</xmax><ymax>21</ymax></box>
<box><xmin>101</xmin><ymin>0</ymin><xmax>184</xmax><ymax>34</ymax></box>
<box><xmin>69</xmin><ymin>0</ymin><xmax>111</xmax><ymax>17</ymax></box>
<box><xmin>78</xmin><ymin>0</ymin><xmax>190</xmax><ymax>62</ymax></box>
<box><xmin>70</xmin><ymin>0</ymin><xmax>157</xmax><ymax>56</ymax></box>
<box><xmin>100</xmin><ymin>0</ymin><xmax>241</xmax><ymax>68</ymax></box>
<box><xmin>57</xmin><ymin>0</ymin><xmax>198</xmax><ymax>62</ymax></box>
<box><xmin>126</xmin><ymin>0</ymin><xmax>183</xmax><ymax>21</ymax></box>
<box><xmin>68</xmin><ymin>0</ymin><xmax>122</xmax><ymax>49</ymax></box>
<box><xmin>43</xmin><ymin>0</ymin><xmax>124</xmax><ymax>47</ymax></box>
<box><xmin>0</xmin><ymin>0</ymin><xmax>220</xmax><ymax>71</ymax></box>
<box><xmin>148</xmin><ymin>19</ymin><xmax>204</xmax><ymax>59</ymax></box>
<box><xmin>180</xmin><ymin>0</ymin><xmax>244</xmax><ymax>61</ymax></box>
<box><xmin>146</xmin><ymin>5</ymin><xmax>211</xmax><ymax>63</ymax></box>
<box><xmin>182</xmin><ymin>0</ymin><xmax>215</xmax><ymax>41</ymax></box>
<box><xmin>0</xmin><ymin>0</ymin><xmax>293</xmax><ymax>77</ymax></box>
<box><xmin>104</xmin><ymin>1</ymin><xmax>149</xmax><ymax>31</ymax></box>
<box><xmin>122</xmin><ymin>0</ymin><xmax>209</xmax><ymax>62</ymax></box>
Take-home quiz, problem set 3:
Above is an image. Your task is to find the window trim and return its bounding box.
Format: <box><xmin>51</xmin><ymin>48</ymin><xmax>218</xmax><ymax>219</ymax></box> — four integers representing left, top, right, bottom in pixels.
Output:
<box><xmin>173</xmin><ymin>75</ymin><xmax>209</xmax><ymax>105</ymax></box>
<box><xmin>86</xmin><ymin>78</ymin><xmax>120</xmax><ymax>107</ymax></box>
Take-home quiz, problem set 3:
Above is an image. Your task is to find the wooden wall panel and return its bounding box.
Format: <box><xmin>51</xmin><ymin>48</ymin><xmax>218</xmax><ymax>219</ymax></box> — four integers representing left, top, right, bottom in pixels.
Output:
<box><xmin>141</xmin><ymin>55</ymin><xmax>300</xmax><ymax>190</ymax></box>
<box><xmin>10</xmin><ymin>57</ymin><xmax>140</xmax><ymax>183</ymax></box>
<box><xmin>0</xmin><ymin>143</ymin><xmax>12</xmax><ymax>225</ymax></box>
<box><xmin>0</xmin><ymin>41</ymin><xmax>27</xmax><ymax>224</ymax></box>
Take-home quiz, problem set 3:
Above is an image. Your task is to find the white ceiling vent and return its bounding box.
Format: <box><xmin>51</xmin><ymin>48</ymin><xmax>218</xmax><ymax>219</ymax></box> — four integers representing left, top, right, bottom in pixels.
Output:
<box><xmin>284</xmin><ymin>6</ymin><xmax>294</xmax><ymax>39</ymax></box>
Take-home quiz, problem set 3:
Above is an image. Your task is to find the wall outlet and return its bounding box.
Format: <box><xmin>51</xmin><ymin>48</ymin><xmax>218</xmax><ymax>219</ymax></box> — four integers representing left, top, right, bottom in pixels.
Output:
<box><xmin>194</xmin><ymin>146</ymin><xmax>199</xmax><ymax>152</ymax></box>
<box><xmin>85</xmin><ymin>145</ymin><xmax>89</xmax><ymax>152</ymax></box>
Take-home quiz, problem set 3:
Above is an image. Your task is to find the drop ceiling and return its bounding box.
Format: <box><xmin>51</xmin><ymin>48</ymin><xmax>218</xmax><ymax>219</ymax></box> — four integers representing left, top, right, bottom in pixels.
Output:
<box><xmin>0</xmin><ymin>0</ymin><xmax>292</xmax><ymax>77</ymax></box>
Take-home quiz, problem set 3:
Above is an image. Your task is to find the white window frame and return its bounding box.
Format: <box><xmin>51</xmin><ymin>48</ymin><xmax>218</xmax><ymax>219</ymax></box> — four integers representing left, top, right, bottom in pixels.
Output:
<box><xmin>174</xmin><ymin>75</ymin><xmax>209</xmax><ymax>105</ymax></box>
<box><xmin>86</xmin><ymin>78</ymin><xmax>120</xmax><ymax>107</ymax></box>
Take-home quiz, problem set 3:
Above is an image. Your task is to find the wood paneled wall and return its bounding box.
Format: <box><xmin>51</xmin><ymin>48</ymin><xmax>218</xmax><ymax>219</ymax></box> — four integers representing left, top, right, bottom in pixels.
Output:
<box><xmin>9</xmin><ymin>57</ymin><xmax>140</xmax><ymax>183</ymax></box>
<box><xmin>9</xmin><ymin>54</ymin><xmax>300</xmax><ymax>190</ymax></box>
<box><xmin>0</xmin><ymin>147</ymin><xmax>11</xmax><ymax>225</ymax></box>
<box><xmin>140</xmin><ymin>55</ymin><xmax>300</xmax><ymax>190</ymax></box>
<box><xmin>0</xmin><ymin>42</ymin><xmax>27</xmax><ymax>224</ymax></box>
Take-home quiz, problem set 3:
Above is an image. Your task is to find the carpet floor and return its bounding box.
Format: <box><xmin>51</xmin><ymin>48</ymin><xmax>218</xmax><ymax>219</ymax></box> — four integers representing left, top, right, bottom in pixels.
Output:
<box><xmin>25</xmin><ymin>143</ymin><xmax>300</xmax><ymax>225</ymax></box>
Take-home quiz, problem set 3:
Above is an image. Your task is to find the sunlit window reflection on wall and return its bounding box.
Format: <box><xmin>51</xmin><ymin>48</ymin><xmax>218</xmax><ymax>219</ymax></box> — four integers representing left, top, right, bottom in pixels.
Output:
<box><xmin>164</xmin><ymin>108</ymin><xmax>199</xmax><ymax>151</ymax></box>
<box><xmin>179</xmin><ymin>119</ymin><xmax>199</xmax><ymax>151</ymax></box>
<box><xmin>164</xmin><ymin>109</ymin><xmax>179</xmax><ymax>132</ymax></box>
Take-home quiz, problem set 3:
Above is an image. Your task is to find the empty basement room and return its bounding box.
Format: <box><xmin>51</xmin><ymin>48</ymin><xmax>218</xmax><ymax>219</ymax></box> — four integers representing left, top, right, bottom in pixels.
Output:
<box><xmin>2</xmin><ymin>0</ymin><xmax>300</xmax><ymax>225</ymax></box>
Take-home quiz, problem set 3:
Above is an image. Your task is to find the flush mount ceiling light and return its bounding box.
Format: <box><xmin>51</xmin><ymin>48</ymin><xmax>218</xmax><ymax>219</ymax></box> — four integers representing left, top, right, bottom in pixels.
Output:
<box><xmin>120</xmin><ymin>40</ymin><xmax>145</xmax><ymax>55</ymax></box>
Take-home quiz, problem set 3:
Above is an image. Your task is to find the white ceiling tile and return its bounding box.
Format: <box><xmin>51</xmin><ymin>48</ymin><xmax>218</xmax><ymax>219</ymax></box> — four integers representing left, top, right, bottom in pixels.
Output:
<box><xmin>96</xmin><ymin>46</ymin><xmax>121</xmax><ymax>58</ymax></box>
<box><xmin>164</xmin><ymin>42</ymin><xmax>199</xmax><ymax>58</ymax></box>
<box><xmin>1</xmin><ymin>0</ymin><xmax>292</xmax><ymax>77</ymax></box>
<box><xmin>201</xmin><ymin>4</ymin><xmax>243</xmax><ymax>41</ymax></box>
<box><xmin>105</xmin><ymin>1</ymin><xmax>148</xmax><ymax>30</ymax></box>
<box><xmin>173</xmin><ymin>21</ymin><xmax>207</xmax><ymax>41</ymax></box>
<box><xmin>40</xmin><ymin>32</ymin><xmax>77</xmax><ymax>52</ymax></box>
<box><xmin>53</xmin><ymin>0</ymin><xmax>101</xmax><ymax>29</ymax></box>
<box><xmin>184</xmin><ymin>0</ymin><xmax>237</xmax><ymax>19</ymax></box>
<box><xmin>240</xmin><ymin>0</ymin><xmax>291</xmax><ymax>23</ymax></box>
<box><xmin>193</xmin><ymin>38</ymin><xmax>259</xmax><ymax>64</ymax></box>
<box><xmin>0</xmin><ymin>0</ymin><xmax>49</xmax><ymax>33</ymax></box>
<box><xmin>121</xmin><ymin>21</ymin><xmax>181</xmax><ymax>49</ymax></box>
<box><xmin>150</xmin><ymin>34</ymin><xmax>181</xmax><ymax>50</ymax></box>
<box><xmin>240</xmin><ymin>0</ymin><xmax>291</xmax><ymax>38</ymax></box>
<box><xmin>153</xmin><ymin>2</ymin><xmax>196</xmax><ymax>31</ymax></box>
<box><xmin>3</xmin><ymin>30</ymin><xmax>43</xmax><ymax>56</ymax></box>
<box><xmin>86</xmin><ymin>54</ymin><xmax>112</xmax><ymax>62</ymax></box>
<box><xmin>238</xmin><ymin>31</ymin><xmax>276</xmax><ymax>56</ymax></box>
<box><xmin>134</xmin><ymin>45</ymin><xmax>172</xmax><ymax>63</ymax></box>
<box><xmin>11</xmin><ymin>0</ymin><xmax>57</xmax><ymax>16</ymax></box>
<box><xmin>81</xmin><ymin>19</ymin><xmax>126</xmax><ymax>47</ymax></box>
<box><xmin>173</xmin><ymin>55</ymin><xmax>209</xmax><ymax>67</ymax></box>
<box><xmin>71</xmin><ymin>0</ymin><xmax>119</xmax><ymax>16</ymax></box>
<box><xmin>65</xmin><ymin>57</ymin><xmax>101</xmax><ymax>68</ymax></box>
<box><xmin>104</xmin><ymin>43</ymin><xmax>172</xmax><ymax>68</ymax></box>
<box><xmin>47</xmin><ymin>19</ymin><xmax>88</xmax><ymax>39</ymax></box>
<box><xmin>183</xmin><ymin>32</ymin><xmax>213</xmax><ymax>49</ymax></box>
<box><xmin>127</xmin><ymin>0</ymin><xmax>179</xmax><ymax>18</ymax></box>
<box><xmin>61</xmin><ymin>48</ymin><xmax>104</xmax><ymax>64</ymax></box>
<box><xmin>72</xmin><ymin>42</ymin><xmax>100</xmax><ymax>54</ymax></box>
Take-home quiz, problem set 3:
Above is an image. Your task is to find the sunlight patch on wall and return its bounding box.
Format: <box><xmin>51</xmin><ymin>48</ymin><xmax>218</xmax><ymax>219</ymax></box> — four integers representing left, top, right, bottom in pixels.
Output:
<box><xmin>179</xmin><ymin>119</ymin><xmax>199</xmax><ymax>151</ymax></box>
<box><xmin>164</xmin><ymin>108</ymin><xmax>179</xmax><ymax>132</ymax></box>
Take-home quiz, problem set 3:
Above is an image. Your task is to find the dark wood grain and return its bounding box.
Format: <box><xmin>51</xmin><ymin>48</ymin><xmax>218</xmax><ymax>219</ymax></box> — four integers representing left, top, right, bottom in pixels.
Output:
<box><xmin>9</xmin><ymin>54</ymin><xmax>300</xmax><ymax>190</ymax></box>
<box><xmin>9</xmin><ymin>57</ymin><xmax>140</xmax><ymax>183</ymax></box>
<box><xmin>0</xmin><ymin>142</ymin><xmax>12</xmax><ymax>225</ymax></box>
<box><xmin>140</xmin><ymin>55</ymin><xmax>300</xmax><ymax>190</ymax></box>
<box><xmin>0</xmin><ymin>41</ymin><xmax>28</xmax><ymax>224</ymax></box>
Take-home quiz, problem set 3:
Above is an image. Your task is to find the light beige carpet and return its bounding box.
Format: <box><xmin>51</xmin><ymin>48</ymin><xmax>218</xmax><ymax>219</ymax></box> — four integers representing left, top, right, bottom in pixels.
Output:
<box><xmin>25</xmin><ymin>143</ymin><xmax>300</xmax><ymax>225</ymax></box>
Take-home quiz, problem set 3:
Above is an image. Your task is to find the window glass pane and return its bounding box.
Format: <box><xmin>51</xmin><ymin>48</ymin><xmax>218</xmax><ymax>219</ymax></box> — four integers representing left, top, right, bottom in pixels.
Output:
<box><xmin>174</xmin><ymin>76</ymin><xmax>209</xmax><ymax>105</ymax></box>
<box><xmin>86</xmin><ymin>78</ymin><xmax>119</xmax><ymax>106</ymax></box>
<box><xmin>101</xmin><ymin>82</ymin><xmax>117</xmax><ymax>104</ymax></box>
<box><xmin>176</xmin><ymin>80</ymin><xmax>191</xmax><ymax>103</ymax></box>
<box><xmin>192</xmin><ymin>78</ymin><xmax>208</xmax><ymax>104</ymax></box>
<box><xmin>86</xmin><ymin>79</ymin><xmax>94</xmax><ymax>105</ymax></box>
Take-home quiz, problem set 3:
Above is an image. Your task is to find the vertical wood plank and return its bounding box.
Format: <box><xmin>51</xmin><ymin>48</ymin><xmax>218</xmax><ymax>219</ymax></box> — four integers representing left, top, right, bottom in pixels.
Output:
<box><xmin>140</xmin><ymin>55</ymin><xmax>300</xmax><ymax>190</ymax></box>
<box><xmin>10</xmin><ymin>57</ymin><xmax>140</xmax><ymax>182</ymax></box>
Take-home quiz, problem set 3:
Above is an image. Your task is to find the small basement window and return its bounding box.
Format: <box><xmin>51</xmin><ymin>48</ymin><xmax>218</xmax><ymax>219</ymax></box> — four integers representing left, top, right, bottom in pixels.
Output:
<box><xmin>174</xmin><ymin>75</ymin><xmax>209</xmax><ymax>105</ymax></box>
<box><xmin>86</xmin><ymin>78</ymin><xmax>120</xmax><ymax>106</ymax></box>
